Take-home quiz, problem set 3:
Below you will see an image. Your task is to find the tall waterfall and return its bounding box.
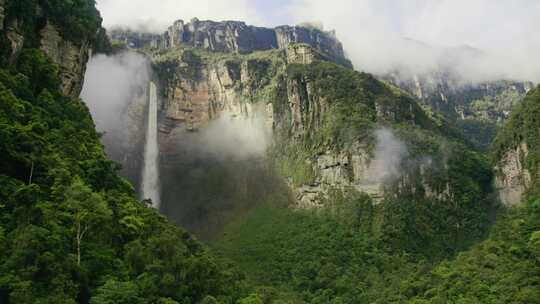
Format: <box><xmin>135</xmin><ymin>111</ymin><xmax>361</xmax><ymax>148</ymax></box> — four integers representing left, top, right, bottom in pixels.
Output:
<box><xmin>142</xmin><ymin>81</ymin><xmax>160</xmax><ymax>208</ymax></box>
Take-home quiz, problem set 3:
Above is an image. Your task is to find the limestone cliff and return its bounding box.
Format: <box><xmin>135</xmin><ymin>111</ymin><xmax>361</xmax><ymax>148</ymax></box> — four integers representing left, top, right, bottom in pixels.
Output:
<box><xmin>147</xmin><ymin>43</ymin><xmax>488</xmax><ymax>212</ymax></box>
<box><xmin>0</xmin><ymin>1</ymin><xmax>97</xmax><ymax>97</ymax></box>
<box><xmin>493</xmin><ymin>85</ymin><xmax>540</xmax><ymax>205</ymax></box>
<box><xmin>40</xmin><ymin>22</ymin><xmax>91</xmax><ymax>97</ymax></box>
<box><xmin>495</xmin><ymin>143</ymin><xmax>532</xmax><ymax>205</ymax></box>
<box><xmin>110</xmin><ymin>19</ymin><xmax>351</xmax><ymax>67</ymax></box>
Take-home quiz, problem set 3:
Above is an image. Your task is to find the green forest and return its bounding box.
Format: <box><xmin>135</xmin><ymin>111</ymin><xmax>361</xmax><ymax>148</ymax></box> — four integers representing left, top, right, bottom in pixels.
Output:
<box><xmin>0</xmin><ymin>0</ymin><xmax>539</xmax><ymax>303</ymax></box>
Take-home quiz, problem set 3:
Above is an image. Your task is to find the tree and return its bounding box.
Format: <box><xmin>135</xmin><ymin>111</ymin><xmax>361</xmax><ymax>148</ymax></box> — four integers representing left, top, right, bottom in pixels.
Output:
<box><xmin>238</xmin><ymin>294</ymin><xmax>264</xmax><ymax>304</ymax></box>
<box><xmin>90</xmin><ymin>279</ymin><xmax>143</xmax><ymax>304</ymax></box>
<box><xmin>64</xmin><ymin>178</ymin><xmax>111</xmax><ymax>266</ymax></box>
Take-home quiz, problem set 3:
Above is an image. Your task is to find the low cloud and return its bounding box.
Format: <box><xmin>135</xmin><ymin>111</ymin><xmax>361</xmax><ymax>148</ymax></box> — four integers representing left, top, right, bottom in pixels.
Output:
<box><xmin>364</xmin><ymin>128</ymin><xmax>409</xmax><ymax>184</ymax></box>
<box><xmin>190</xmin><ymin>107</ymin><xmax>272</xmax><ymax>162</ymax></box>
<box><xmin>96</xmin><ymin>0</ymin><xmax>263</xmax><ymax>33</ymax></box>
<box><xmin>80</xmin><ymin>52</ymin><xmax>151</xmax><ymax>156</ymax></box>
<box><xmin>286</xmin><ymin>0</ymin><xmax>540</xmax><ymax>83</ymax></box>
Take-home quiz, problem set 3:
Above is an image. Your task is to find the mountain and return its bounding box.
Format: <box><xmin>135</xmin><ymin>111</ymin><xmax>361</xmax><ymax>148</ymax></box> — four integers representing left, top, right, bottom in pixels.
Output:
<box><xmin>109</xmin><ymin>18</ymin><xmax>351</xmax><ymax>67</ymax></box>
<box><xmin>1</xmin><ymin>2</ymin><xmax>539</xmax><ymax>302</ymax></box>
<box><xmin>104</xmin><ymin>19</ymin><xmax>494</xmax><ymax>245</ymax></box>
<box><xmin>97</xmin><ymin>18</ymin><xmax>510</xmax><ymax>302</ymax></box>
<box><xmin>382</xmin><ymin>45</ymin><xmax>534</xmax><ymax>150</ymax></box>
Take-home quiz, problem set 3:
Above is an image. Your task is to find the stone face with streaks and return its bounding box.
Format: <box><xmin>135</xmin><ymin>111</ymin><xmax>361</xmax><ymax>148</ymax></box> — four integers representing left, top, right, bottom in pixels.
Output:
<box><xmin>495</xmin><ymin>143</ymin><xmax>533</xmax><ymax>205</ymax></box>
<box><xmin>40</xmin><ymin>22</ymin><xmax>91</xmax><ymax>97</ymax></box>
<box><xmin>110</xmin><ymin>19</ymin><xmax>351</xmax><ymax>67</ymax></box>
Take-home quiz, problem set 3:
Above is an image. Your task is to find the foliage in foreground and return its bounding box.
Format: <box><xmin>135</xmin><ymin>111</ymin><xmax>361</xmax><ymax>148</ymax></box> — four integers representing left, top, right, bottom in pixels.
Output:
<box><xmin>0</xmin><ymin>48</ymin><xmax>245</xmax><ymax>303</ymax></box>
<box><xmin>214</xmin><ymin>192</ymin><xmax>540</xmax><ymax>304</ymax></box>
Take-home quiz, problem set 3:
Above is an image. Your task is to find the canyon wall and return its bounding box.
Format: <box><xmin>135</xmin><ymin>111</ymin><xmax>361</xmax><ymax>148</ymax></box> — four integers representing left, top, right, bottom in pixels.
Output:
<box><xmin>2</xmin><ymin>3</ymin><xmax>92</xmax><ymax>98</ymax></box>
<box><xmin>148</xmin><ymin>44</ymin><xmax>479</xmax><ymax>214</ymax></box>
<box><xmin>110</xmin><ymin>18</ymin><xmax>351</xmax><ymax>67</ymax></box>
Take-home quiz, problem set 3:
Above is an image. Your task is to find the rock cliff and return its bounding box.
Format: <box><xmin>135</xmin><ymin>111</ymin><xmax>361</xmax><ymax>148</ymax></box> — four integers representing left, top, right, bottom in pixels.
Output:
<box><xmin>110</xmin><ymin>19</ymin><xmax>351</xmax><ymax>67</ymax></box>
<box><xmin>493</xmin><ymin>85</ymin><xmax>540</xmax><ymax>205</ymax></box>
<box><xmin>1</xmin><ymin>2</ymin><xmax>96</xmax><ymax>97</ymax></box>
<box><xmin>384</xmin><ymin>65</ymin><xmax>533</xmax><ymax>150</ymax></box>
<box><xmin>40</xmin><ymin>22</ymin><xmax>91</xmax><ymax>96</ymax></box>
<box><xmin>144</xmin><ymin>42</ymin><xmax>489</xmax><ymax>214</ymax></box>
<box><xmin>495</xmin><ymin>143</ymin><xmax>532</xmax><ymax>205</ymax></box>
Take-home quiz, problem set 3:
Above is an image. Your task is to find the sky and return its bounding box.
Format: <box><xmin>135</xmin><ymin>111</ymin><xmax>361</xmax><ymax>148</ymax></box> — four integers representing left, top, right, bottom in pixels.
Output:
<box><xmin>95</xmin><ymin>0</ymin><xmax>540</xmax><ymax>83</ymax></box>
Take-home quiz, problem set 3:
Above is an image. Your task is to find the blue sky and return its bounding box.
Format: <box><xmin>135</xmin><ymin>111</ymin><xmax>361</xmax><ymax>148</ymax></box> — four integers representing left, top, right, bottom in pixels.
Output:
<box><xmin>251</xmin><ymin>0</ymin><xmax>294</xmax><ymax>26</ymax></box>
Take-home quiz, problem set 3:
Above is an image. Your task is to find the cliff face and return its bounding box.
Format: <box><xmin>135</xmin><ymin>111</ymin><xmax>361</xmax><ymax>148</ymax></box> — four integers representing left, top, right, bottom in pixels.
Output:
<box><xmin>493</xmin><ymin>86</ymin><xmax>540</xmax><ymax>205</ymax></box>
<box><xmin>495</xmin><ymin>143</ymin><xmax>532</xmax><ymax>205</ymax></box>
<box><xmin>144</xmin><ymin>42</ymin><xmax>489</xmax><ymax>216</ymax></box>
<box><xmin>110</xmin><ymin>19</ymin><xmax>350</xmax><ymax>67</ymax></box>
<box><xmin>39</xmin><ymin>22</ymin><xmax>91</xmax><ymax>96</ymax></box>
<box><xmin>384</xmin><ymin>69</ymin><xmax>533</xmax><ymax>150</ymax></box>
<box><xmin>1</xmin><ymin>3</ymin><xmax>93</xmax><ymax>97</ymax></box>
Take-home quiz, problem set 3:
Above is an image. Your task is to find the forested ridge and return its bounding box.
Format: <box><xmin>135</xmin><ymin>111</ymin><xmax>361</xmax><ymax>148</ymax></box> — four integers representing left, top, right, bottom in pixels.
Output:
<box><xmin>0</xmin><ymin>1</ymin><xmax>244</xmax><ymax>303</ymax></box>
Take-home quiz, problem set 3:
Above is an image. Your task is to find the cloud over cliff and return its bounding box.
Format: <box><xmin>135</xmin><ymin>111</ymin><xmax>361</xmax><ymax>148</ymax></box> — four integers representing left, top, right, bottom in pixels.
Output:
<box><xmin>95</xmin><ymin>0</ymin><xmax>540</xmax><ymax>83</ymax></box>
<box><xmin>286</xmin><ymin>0</ymin><xmax>540</xmax><ymax>83</ymax></box>
<box><xmin>96</xmin><ymin>0</ymin><xmax>262</xmax><ymax>32</ymax></box>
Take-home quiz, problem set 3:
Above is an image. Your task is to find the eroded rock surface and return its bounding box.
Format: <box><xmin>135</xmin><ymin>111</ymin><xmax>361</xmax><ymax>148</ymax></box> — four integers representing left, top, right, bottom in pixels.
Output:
<box><xmin>40</xmin><ymin>22</ymin><xmax>90</xmax><ymax>97</ymax></box>
<box><xmin>495</xmin><ymin>143</ymin><xmax>532</xmax><ymax>205</ymax></box>
<box><xmin>111</xmin><ymin>19</ymin><xmax>350</xmax><ymax>67</ymax></box>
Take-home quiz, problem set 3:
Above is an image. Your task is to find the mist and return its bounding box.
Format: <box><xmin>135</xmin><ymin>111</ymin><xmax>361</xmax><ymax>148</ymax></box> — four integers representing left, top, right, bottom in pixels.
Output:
<box><xmin>81</xmin><ymin>52</ymin><xmax>150</xmax><ymax>134</ymax></box>
<box><xmin>96</xmin><ymin>0</ymin><xmax>263</xmax><ymax>32</ymax></box>
<box><xmin>97</xmin><ymin>0</ymin><xmax>540</xmax><ymax>83</ymax></box>
<box><xmin>364</xmin><ymin>128</ymin><xmax>409</xmax><ymax>184</ymax></box>
<box><xmin>200</xmin><ymin>109</ymin><xmax>272</xmax><ymax>161</ymax></box>
<box><xmin>80</xmin><ymin>51</ymin><xmax>151</xmax><ymax>185</ymax></box>
<box><xmin>158</xmin><ymin>107</ymin><xmax>278</xmax><ymax>239</ymax></box>
<box><xmin>286</xmin><ymin>0</ymin><xmax>540</xmax><ymax>83</ymax></box>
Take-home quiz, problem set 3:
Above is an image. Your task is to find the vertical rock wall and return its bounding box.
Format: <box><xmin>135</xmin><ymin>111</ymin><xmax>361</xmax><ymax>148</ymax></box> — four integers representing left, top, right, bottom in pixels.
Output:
<box><xmin>495</xmin><ymin>143</ymin><xmax>533</xmax><ymax>205</ymax></box>
<box><xmin>110</xmin><ymin>19</ymin><xmax>351</xmax><ymax>67</ymax></box>
<box><xmin>40</xmin><ymin>22</ymin><xmax>90</xmax><ymax>97</ymax></box>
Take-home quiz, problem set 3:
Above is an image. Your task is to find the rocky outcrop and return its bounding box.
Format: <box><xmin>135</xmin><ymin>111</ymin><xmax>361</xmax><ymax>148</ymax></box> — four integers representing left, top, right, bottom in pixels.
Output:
<box><xmin>112</xmin><ymin>18</ymin><xmax>350</xmax><ymax>67</ymax></box>
<box><xmin>40</xmin><ymin>22</ymin><xmax>91</xmax><ymax>97</ymax></box>
<box><xmin>275</xmin><ymin>26</ymin><xmax>345</xmax><ymax>63</ymax></box>
<box><xmin>293</xmin><ymin>145</ymin><xmax>381</xmax><ymax>208</ymax></box>
<box><xmin>495</xmin><ymin>143</ymin><xmax>532</xmax><ymax>205</ymax></box>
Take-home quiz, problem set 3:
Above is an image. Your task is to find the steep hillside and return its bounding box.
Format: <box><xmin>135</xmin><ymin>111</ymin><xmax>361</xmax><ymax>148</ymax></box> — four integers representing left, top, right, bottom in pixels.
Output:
<box><xmin>0</xmin><ymin>2</ymin><xmax>246</xmax><ymax>303</ymax></box>
<box><xmin>493</xmin><ymin>86</ymin><xmax>540</xmax><ymax>204</ymax></box>
<box><xmin>2</xmin><ymin>2</ymin><xmax>535</xmax><ymax>302</ymax></box>
<box><xmin>92</xmin><ymin>30</ymin><xmax>495</xmax><ymax>246</ymax></box>
<box><xmin>396</xmin><ymin>85</ymin><xmax>540</xmax><ymax>304</ymax></box>
<box><xmin>213</xmin><ymin>86</ymin><xmax>540</xmax><ymax>303</ymax></box>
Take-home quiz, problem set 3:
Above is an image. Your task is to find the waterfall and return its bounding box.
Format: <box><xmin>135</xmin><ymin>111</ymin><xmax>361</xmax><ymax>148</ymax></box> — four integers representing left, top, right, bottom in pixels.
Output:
<box><xmin>142</xmin><ymin>81</ymin><xmax>161</xmax><ymax>208</ymax></box>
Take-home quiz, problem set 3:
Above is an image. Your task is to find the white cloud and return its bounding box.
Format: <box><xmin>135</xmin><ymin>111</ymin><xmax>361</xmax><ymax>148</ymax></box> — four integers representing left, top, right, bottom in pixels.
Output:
<box><xmin>95</xmin><ymin>0</ymin><xmax>540</xmax><ymax>83</ymax></box>
<box><xmin>285</xmin><ymin>0</ymin><xmax>540</xmax><ymax>83</ymax></box>
<box><xmin>96</xmin><ymin>0</ymin><xmax>263</xmax><ymax>32</ymax></box>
